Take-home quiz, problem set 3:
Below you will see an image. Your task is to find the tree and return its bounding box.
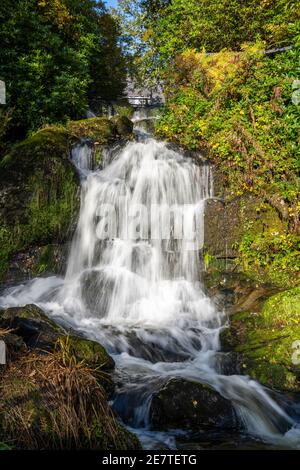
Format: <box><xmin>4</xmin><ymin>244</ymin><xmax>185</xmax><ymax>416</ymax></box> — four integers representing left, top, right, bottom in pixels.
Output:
<box><xmin>0</xmin><ymin>0</ymin><xmax>128</xmax><ymax>138</ymax></box>
<box><xmin>118</xmin><ymin>0</ymin><xmax>300</xmax><ymax>84</ymax></box>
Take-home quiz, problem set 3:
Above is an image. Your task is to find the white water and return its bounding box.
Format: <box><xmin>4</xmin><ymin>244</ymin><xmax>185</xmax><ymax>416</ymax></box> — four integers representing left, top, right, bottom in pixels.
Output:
<box><xmin>1</xmin><ymin>117</ymin><xmax>300</xmax><ymax>449</ymax></box>
<box><xmin>71</xmin><ymin>140</ymin><xmax>94</xmax><ymax>177</ymax></box>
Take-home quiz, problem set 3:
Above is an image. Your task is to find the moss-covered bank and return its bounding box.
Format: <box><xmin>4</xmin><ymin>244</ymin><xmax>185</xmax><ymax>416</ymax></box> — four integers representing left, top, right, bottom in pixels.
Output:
<box><xmin>222</xmin><ymin>287</ymin><xmax>300</xmax><ymax>392</ymax></box>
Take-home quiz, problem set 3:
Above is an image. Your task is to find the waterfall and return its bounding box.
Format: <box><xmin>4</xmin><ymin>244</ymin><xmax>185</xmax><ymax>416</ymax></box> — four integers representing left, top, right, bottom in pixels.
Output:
<box><xmin>1</xmin><ymin>117</ymin><xmax>300</xmax><ymax>450</ymax></box>
<box><xmin>71</xmin><ymin>140</ymin><xmax>94</xmax><ymax>177</ymax></box>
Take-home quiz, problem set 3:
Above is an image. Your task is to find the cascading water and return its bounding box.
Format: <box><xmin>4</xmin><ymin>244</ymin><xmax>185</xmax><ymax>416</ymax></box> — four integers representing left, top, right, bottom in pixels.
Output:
<box><xmin>1</xmin><ymin>112</ymin><xmax>300</xmax><ymax>449</ymax></box>
<box><xmin>71</xmin><ymin>140</ymin><xmax>94</xmax><ymax>177</ymax></box>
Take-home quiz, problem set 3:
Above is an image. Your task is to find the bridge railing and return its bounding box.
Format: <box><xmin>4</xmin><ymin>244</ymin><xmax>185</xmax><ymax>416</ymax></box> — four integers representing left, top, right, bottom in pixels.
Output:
<box><xmin>128</xmin><ymin>96</ymin><xmax>158</xmax><ymax>107</ymax></box>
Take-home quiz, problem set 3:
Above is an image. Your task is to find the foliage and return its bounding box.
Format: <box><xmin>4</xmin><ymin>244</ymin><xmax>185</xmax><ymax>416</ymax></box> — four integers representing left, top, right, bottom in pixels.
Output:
<box><xmin>155</xmin><ymin>44</ymin><xmax>300</xmax><ymax>285</ymax></box>
<box><xmin>118</xmin><ymin>0</ymin><xmax>300</xmax><ymax>83</ymax></box>
<box><xmin>0</xmin><ymin>0</ymin><xmax>127</xmax><ymax>137</ymax></box>
<box><xmin>238</xmin><ymin>231</ymin><xmax>300</xmax><ymax>286</ymax></box>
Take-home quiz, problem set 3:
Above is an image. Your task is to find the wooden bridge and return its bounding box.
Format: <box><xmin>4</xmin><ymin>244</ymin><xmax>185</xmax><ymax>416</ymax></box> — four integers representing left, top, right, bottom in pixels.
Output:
<box><xmin>128</xmin><ymin>96</ymin><xmax>158</xmax><ymax>108</ymax></box>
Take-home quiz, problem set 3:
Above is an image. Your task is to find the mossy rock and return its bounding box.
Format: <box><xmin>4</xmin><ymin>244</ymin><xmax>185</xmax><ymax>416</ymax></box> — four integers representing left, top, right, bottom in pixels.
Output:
<box><xmin>112</xmin><ymin>116</ymin><xmax>134</xmax><ymax>137</ymax></box>
<box><xmin>222</xmin><ymin>287</ymin><xmax>300</xmax><ymax>392</ymax></box>
<box><xmin>0</xmin><ymin>304</ymin><xmax>62</xmax><ymax>327</ymax></box>
<box><xmin>0</xmin><ymin>304</ymin><xmax>115</xmax><ymax>371</ymax></box>
<box><xmin>62</xmin><ymin>335</ymin><xmax>115</xmax><ymax>371</ymax></box>
<box><xmin>204</xmin><ymin>191</ymin><xmax>298</xmax><ymax>288</ymax></box>
<box><xmin>150</xmin><ymin>378</ymin><xmax>237</xmax><ymax>430</ymax></box>
<box><xmin>67</xmin><ymin>117</ymin><xmax>116</xmax><ymax>143</ymax></box>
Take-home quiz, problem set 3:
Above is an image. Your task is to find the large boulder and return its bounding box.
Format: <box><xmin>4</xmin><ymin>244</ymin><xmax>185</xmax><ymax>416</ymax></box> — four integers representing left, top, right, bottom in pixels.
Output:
<box><xmin>4</xmin><ymin>243</ymin><xmax>69</xmax><ymax>284</ymax></box>
<box><xmin>204</xmin><ymin>198</ymin><xmax>240</xmax><ymax>258</ymax></box>
<box><xmin>221</xmin><ymin>287</ymin><xmax>300</xmax><ymax>392</ymax></box>
<box><xmin>67</xmin><ymin>117</ymin><xmax>117</xmax><ymax>143</ymax></box>
<box><xmin>204</xmin><ymin>194</ymin><xmax>287</xmax><ymax>260</ymax></box>
<box><xmin>113</xmin><ymin>115</ymin><xmax>134</xmax><ymax>137</ymax></box>
<box><xmin>150</xmin><ymin>378</ymin><xmax>237</xmax><ymax>430</ymax></box>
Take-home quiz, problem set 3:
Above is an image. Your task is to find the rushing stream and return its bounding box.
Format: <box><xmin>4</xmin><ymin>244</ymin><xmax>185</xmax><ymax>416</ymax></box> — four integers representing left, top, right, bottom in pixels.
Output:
<box><xmin>1</xmin><ymin>111</ymin><xmax>300</xmax><ymax>449</ymax></box>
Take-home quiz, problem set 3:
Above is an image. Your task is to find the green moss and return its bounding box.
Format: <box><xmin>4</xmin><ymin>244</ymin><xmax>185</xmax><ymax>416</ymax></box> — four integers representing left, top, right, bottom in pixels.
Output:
<box><xmin>0</xmin><ymin>442</ymin><xmax>12</xmax><ymax>450</ymax></box>
<box><xmin>33</xmin><ymin>245</ymin><xmax>62</xmax><ymax>276</ymax></box>
<box><xmin>114</xmin><ymin>104</ymin><xmax>134</xmax><ymax>119</ymax></box>
<box><xmin>1</xmin><ymin>304</ymin><xmax>63</xmax><ymax>333</ymax></box>
<box><xmin>0</xmin><ymin>350</ymin><xmax>139</xmax><ymax>450</ymax></box>
<box><xmin>62</xmin><ymin>335</ymin><xmax>115</xmax><ymax>370</ymax></box>
<box><xmin>112</xmin><ymin>115</ymin><xmax>134</xmax><ymax>136</ymax></box>
<box><xmin>224</xmin><ymin>287</ymin><xmax>300</xmax><ymax>391</ymax></box>
<box><xmin>66</xmin><ymin>117</ymin><xmax>116</xmax><ymax>143</ymax></box>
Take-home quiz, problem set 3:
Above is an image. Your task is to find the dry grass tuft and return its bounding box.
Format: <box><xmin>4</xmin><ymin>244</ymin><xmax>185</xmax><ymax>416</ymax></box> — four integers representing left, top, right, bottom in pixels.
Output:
<box><xmin>0</xmin><ymin>337</ymin><xmax>138</xmax><ymax>449</ymax></box>
<box><xmin>0</xmin><ymin>327</ymin><xmax>14</xmax><ymax>338</ymax></box>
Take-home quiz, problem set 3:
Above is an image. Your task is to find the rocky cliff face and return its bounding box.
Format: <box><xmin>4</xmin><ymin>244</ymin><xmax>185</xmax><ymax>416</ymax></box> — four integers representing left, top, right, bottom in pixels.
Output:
<box><xmin>204</xmin><ymin>165</ymin><xmax>300</xmax><ymax>394</ymax></box>
<box><xmin>203</xmin><ymin>164</ymin><xmax>298</xmax><ymax>288</ymax></box>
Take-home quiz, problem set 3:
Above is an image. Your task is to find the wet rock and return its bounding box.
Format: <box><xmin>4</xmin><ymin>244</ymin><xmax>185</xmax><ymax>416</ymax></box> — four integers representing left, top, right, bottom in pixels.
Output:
<box><xmin>80</xmin><ymin>268</ymin><xmax>114</xmax><ymax>317</ymax></box>
<box><xmin>150</xmin><ymin>378</ymin><xmax>237</xmax><ymax>430</ymax></box>
<box><xmin>0</xmin><ymin>304</ymin><xmax>115</xmax><ymax>370</ymax></box>
<box><xmin>65</xmin><ymin>335</ymin><xmax>115</xmax><ymax>371</ymax></box>
<box><xmin>204</xmin><ymin>198</ymin><xmax>240</xmax><ymax>258</ymax></box>
<box><xmin>67</xmin><ymin>117</ymin><xmax>117</xmax><ymax>143</ymax></box>
<box><xmin>114</xmin><ymin>115</ymin><xmax>133</xmax><ymax>136</ymax></box>
<box><xmin>228</xmin><ymin>285</ymin><xmax>275</xmax><ymax>314</ymax></box>
<box><xmin>0</xmin><ymin>304</ymin><xmax>65</xmax><ymax>351</ymax></box>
